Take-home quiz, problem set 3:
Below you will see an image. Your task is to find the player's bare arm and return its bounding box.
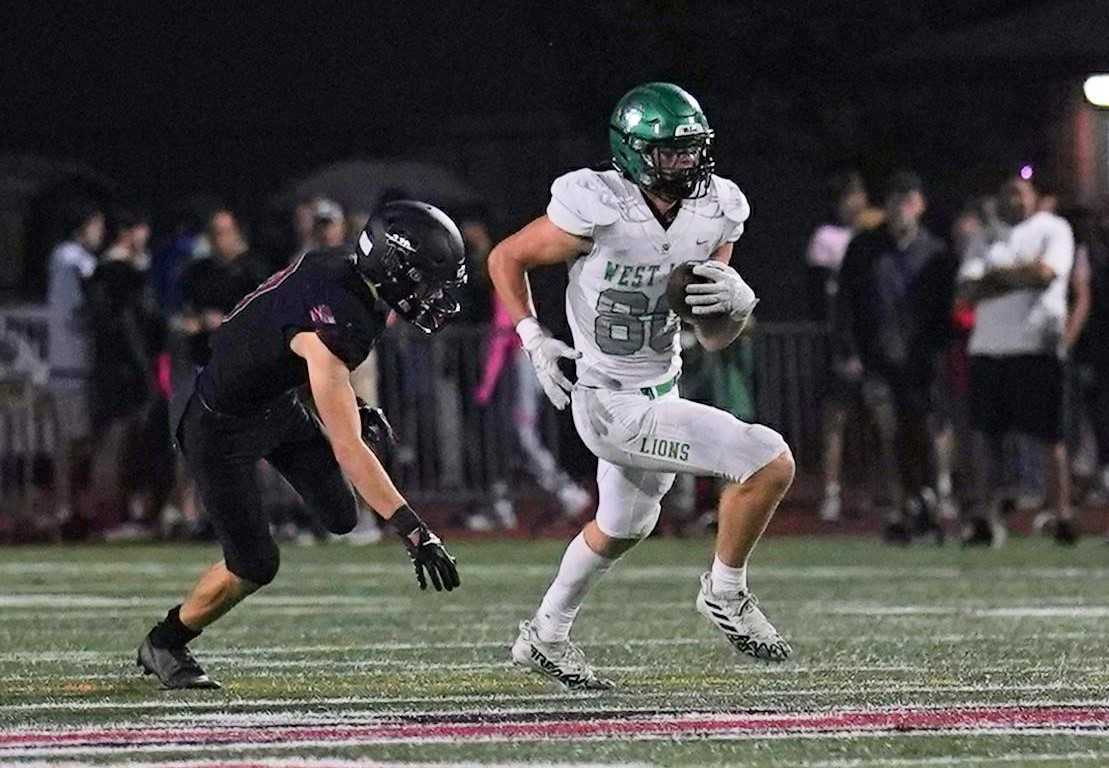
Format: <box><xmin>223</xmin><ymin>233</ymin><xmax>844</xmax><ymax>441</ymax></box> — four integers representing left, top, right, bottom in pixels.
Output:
<box><xmin>292</xmin><ymin>330</ymin><xmax>460</xmax><ymax>593</ymax></box>
<box><xmin>487</xmin><ymin>215</ymin><xmax>591</xmax><ymax>323</ymax></box>
<box><xmin>488</xmin><ymin>216</ymin><xmax>591</xmax><ymax>409</ymax></box>
<box><xmin>291</xmin><ymin>331</ymin><xmax>406</xmax><ymax>516</ymax></box>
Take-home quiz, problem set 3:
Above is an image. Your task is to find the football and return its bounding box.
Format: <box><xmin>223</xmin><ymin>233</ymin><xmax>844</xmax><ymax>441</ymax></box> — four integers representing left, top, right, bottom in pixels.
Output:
<box><xmin>666</xmin><ymin>261</ymin><xmax>714</xmax><ymax>322</ymax></box>
<box><xmin>666</xmin><ymin>261</ymin><xmax>734</xmax><ymax>338</ymax></box>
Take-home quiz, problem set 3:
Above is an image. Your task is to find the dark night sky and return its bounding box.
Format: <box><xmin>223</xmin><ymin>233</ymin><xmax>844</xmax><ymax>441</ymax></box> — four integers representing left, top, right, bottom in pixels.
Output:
<box><xmin>1</xmin><ymin>0</ymin><xmax>1100</xmax><ymax>312</ymax></box>
<box><xmin>0</xmin><ymin>1</ymin><xmax>1055</xmax><ymax>196</ymax></box>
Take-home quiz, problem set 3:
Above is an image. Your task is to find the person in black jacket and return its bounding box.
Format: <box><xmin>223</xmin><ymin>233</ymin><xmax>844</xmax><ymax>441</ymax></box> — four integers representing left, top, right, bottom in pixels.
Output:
<box><xmin>137</xmin><ymin>202</ymin><xmax>465</xmax><ymax>690</ymax></box>
<box><xmin>87</xmin><ymin>209</ymin><xmax>173</xmax><ymax>535</ymax></box>
<box><xmin>833</xmin><ymin>171</ymin><xmax>957</xmax><ymax>544</ymax></box>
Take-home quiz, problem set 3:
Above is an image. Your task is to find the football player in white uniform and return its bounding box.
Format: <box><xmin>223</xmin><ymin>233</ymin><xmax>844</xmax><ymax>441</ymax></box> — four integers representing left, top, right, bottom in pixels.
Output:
<box><xmin>488</xmin><ymin>83</ymin><xmax>795</xmax><ymax>689</ymax></box>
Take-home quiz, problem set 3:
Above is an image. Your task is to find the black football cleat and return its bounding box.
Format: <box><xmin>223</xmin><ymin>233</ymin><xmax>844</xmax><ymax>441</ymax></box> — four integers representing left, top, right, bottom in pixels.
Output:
<box><xmin>881</xmin><ymin>519</ymin><xmax>912</xmax><ymax>546</ymax></box>
<box><xmin>1054</xmin><ymin>518</ymin><xmax>1080</xmax><ymax>546</ymax></box>
<box><xmin>137</xmin><ymin>636</ymin><xmax>221</xmax><ymax>689</ymax></box>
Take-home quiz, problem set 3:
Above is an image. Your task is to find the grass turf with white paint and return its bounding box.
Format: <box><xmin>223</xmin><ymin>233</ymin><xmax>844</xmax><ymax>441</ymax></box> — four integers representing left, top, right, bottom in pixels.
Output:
<box><xmin>1</xmin><ymin>537</ymin><xmax>1108</xmax><ymax>766</ymax></box>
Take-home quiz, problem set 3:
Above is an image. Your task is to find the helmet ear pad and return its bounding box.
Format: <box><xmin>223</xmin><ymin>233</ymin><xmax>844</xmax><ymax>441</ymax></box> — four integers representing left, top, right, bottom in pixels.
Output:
<box><xmin>356</xmin><ymin>201</ymin><xmax>467</xmax><ymax>333</ymax></box>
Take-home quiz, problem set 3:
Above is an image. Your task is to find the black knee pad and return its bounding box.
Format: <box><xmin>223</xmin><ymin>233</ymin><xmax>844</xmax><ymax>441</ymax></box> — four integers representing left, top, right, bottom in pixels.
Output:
<box><xmin>229</xmin><ymin>541</ymin><xmax>281</xmax><ymax>586</ymax></box>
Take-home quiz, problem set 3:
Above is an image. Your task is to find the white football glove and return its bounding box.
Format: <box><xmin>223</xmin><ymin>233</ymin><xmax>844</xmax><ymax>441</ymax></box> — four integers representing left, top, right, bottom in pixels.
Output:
<box><xmin>516</xmin><ymin>317</ymin><xmax>581</xmax><ymax>410</ymax></box>
<box><xmin>685</xmin><ymin>261</ymin><xmax>759</xmax><ymax>320</ymax></box>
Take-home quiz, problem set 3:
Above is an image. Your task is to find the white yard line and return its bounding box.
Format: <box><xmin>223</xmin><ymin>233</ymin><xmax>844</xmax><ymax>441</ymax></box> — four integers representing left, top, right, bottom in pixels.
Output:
<box><xmin>0</xmin><ymin>640</ymin><xmax>927</xmax><ymax>664</ymax></box>
<box><xmin>6</xmin><ymin>689</ymin><xmax>1109</xmax><ymax>714</ymax></box>
<box><xmin>10</xmin><ymin>657</ymin><xmax>1097</xmax><ymax>678</ymax></box>
<box><xmin>6</xmin><ymin>592</ymin><xmax>1109</xmax><ymax>621</ymax></box>
<box><xmin>3</xmin><ymin>631</ymin><xmax>1103</xmax><ymax>665</ymax></box>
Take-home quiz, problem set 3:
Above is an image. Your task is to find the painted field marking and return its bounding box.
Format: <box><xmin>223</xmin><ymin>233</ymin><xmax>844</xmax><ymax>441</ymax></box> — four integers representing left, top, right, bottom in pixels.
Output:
<box><xmin>3</xmin><ymin>706</ymin><xmax>1109</xmax><ymax>752</ymax></box>
<box><xmin>6</xmin><ymin>727</ymin><xmax>1109</xmax><ymax>760</ymax></box>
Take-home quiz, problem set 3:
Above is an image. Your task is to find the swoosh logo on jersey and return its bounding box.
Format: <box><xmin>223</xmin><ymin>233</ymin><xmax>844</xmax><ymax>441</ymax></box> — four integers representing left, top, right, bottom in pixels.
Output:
<box><xmin>696</xmin><ymin>238</ymin><xmax>710</xmax><ymax>245</ymax></box>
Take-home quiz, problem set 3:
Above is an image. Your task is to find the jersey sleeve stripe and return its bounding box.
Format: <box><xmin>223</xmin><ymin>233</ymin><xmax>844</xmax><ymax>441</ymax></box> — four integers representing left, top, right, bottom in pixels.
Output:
<box><xmin>223</xmin><ymin>252</ymin><xmax>308</xmax><ymax>323</ymax></box>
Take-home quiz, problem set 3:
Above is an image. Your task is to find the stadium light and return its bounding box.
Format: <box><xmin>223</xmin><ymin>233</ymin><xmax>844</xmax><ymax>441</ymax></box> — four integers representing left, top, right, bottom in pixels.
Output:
<box><xmin>1084</xmin><ymin>75</ymin><xmax>1109</xmax><ymax>108</ymax></box>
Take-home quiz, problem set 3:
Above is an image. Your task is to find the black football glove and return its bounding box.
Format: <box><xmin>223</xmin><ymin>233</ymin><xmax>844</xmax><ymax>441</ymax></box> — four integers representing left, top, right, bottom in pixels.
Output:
<box><xmin>358</xmin><ymin>402</ymin><xmax>397</xmax><ymax>462</ymax></box>
<box><xmin>389</xmin><ymin>505</ymin><xmax>460</xmax><ymax>592</ymax></box>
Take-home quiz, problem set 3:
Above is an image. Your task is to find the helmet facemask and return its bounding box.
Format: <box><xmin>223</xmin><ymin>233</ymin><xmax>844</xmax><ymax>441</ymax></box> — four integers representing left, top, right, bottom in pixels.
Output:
<box><xmin>366</xmin><ymin>231</ymin><xmax>466</xmax><ymax>334</ymax></box>
<box><xmin>617</xmin><ymin>130</ymin><xmax>715</xmax><ymax>202</ymax></box>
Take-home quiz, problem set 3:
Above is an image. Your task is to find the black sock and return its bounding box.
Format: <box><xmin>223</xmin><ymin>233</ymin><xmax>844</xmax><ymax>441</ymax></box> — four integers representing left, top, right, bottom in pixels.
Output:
<box><xmin>148</xmin><ymin>605</ymin><xmax>201</xmax><ymax>649</ymax></box>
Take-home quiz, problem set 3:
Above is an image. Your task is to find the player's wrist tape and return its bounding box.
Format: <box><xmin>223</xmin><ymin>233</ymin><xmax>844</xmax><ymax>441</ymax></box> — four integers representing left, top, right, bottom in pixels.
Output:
<box><xmin>388</xmin><ymin>505</ymin><xmax>424</xmax><ymax>538</ymax></box>
<box><xmin>515</xmin><ymin>317</ymin><xmax>544</xmax><ymax>348</ymax></box>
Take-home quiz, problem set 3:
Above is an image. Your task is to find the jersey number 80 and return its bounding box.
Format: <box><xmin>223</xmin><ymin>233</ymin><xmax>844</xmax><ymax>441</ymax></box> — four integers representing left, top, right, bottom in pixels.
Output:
<box><xmin>595</xmin><ymin>289</ymin><xmax>675</xmax><ymax>356</ymax></box>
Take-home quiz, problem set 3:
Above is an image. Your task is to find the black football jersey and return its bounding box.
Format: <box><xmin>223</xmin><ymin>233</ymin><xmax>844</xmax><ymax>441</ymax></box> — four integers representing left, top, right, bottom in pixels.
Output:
<box><xmin>194</xmin><ymin>247</ymin><xmax>387</xmax><ymax>415</ymax></box>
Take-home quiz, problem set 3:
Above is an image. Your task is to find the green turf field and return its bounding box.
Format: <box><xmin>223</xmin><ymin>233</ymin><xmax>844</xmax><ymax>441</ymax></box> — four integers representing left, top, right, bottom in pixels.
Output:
<box><xmin>1</xmin><ymin>536</ymin><xmax>1108</xmax><ymax>766</ymax></box>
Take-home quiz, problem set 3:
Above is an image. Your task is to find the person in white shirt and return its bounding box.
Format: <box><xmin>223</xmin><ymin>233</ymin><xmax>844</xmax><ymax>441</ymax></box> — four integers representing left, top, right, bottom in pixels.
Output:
<box><xmin>47</xmin><ymin>200</ymin><xmax>105</xmax><ymax>445</ymax></box>
<box><xmin>957</xmin><ymin>177</ymin><xmax>1076</xmax><ymax>546</ymax></box>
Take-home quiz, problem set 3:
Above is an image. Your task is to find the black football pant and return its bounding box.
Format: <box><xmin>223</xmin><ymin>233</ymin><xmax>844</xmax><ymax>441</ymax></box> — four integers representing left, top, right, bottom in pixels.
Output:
<box><xmin>177</xmin><ymin>391</ymin><xmax>358</xmax><ymax>585</ymax></box>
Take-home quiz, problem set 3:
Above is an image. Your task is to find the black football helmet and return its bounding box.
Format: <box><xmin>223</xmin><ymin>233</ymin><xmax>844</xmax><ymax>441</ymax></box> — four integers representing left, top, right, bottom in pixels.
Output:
<box><xmin>355</xmin><ymin>200</ymin><xmax>467</xmax><ymax>334</ymax></box>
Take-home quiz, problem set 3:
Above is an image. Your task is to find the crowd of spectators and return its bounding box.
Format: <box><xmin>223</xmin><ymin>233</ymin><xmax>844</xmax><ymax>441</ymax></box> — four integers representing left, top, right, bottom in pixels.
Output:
<box><xmin>27</xmin><ymin>197</ymin><xmax>392</xmax><ymax>542</ymax></box>
<box><xmin>4</xmin><ymin>167</ymin><xmax>1108</xmax><ymax>546</ymax></box>
<box><xmin>814</xmin><ymin>167</ymin><xmax>1109</xmax><ymax>546</ymax></box>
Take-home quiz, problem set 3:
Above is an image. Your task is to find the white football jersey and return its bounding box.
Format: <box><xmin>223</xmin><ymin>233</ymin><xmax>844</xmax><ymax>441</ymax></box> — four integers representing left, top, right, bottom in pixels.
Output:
<box><xmin>546</xmin><ymin>168</ymin><xmax>750</xmax><ymax>388</ymax></box>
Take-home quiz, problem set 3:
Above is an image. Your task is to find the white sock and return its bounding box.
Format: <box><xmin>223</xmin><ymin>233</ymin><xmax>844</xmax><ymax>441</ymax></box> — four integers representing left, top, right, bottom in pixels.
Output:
<box><xmin>533</xmin><ymin>532</ymin><xmax>615</xmax><ymax>643</ymax></box>
<box><xmin>824</xmin><ymin>480</ymin><xmax>841</xmax><ymax>499</ymax></box>
<box><xmin>711</xmin><ymin>555</ymin><xmax>748</xmax><ymax>595</ymax></box>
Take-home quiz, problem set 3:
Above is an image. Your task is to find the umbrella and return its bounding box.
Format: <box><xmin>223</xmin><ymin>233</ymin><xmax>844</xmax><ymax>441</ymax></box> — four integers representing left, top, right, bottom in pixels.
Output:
<box><xmin>284</xmin><ymin>159</ymin><xmax>483</xmax><ymax>216</ymax></box>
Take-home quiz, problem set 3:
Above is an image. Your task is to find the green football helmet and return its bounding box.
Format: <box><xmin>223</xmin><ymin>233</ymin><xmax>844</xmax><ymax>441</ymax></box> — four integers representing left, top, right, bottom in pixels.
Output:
<box><xmin>609</xmin><ymin>82</ymin><xmax>715</xmax><ymax>201</ymax></box>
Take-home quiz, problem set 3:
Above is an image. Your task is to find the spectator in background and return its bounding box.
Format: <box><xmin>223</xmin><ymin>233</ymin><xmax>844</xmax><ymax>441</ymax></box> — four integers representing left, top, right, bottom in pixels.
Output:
<box><xmin>176</xmin><ymin>209</ymin><xmax>267</xmax><ymax>369</ymax></box>
<box><xmin>312</xmin><ymin>198</ymin><xmax>346</xmax><ymax>249</ymax></box>
<box><xmin>474</xmin><ymin>287</ymin><xmax>591</xmax><ymax>529</ymax></box>
<box><xmin>150</xmin><ymin>195</ymin><xmax>221</xmax><ymax>313</ymax></box>
<box><xmin>806</xmin><ymin>171</ymin><xmax>876</xmax><ymax>522</ymax></box>
<box><xmin>47</xmin><ymin>200</ymin><xmax>103</xmax><ymax>385</ymax></box>
<box><xmin>805</xmin><ymin>171</ymin><xmax>870</xmax><ymax>322</ymax></box>
<box><xmin>290</xmin><ymin>197</ymin><xmax>346</xmax><ymax>262</ymax></box>
<box><xmin>292</xmin><ymin>198</ymin><xmax>317</xmax><ymax>260</ymax></box>
<box><xmin>935</xmin><ymin>199</ymin><xmax>1005</xmax><ymax>520</ymax></box>
<box><xmin>833</xmin><ymin>171</ymin><xmax>954</xmax><ymax>543</ymax></box>
<box><xmin>958</xmin><ymin>176</ymin><xmax>1076</xmax><ymax>546</ymax></box>
<box><xmin>1067</xmin><ymin>201</ymin><xmax>1109</xmax><ymax>512</ymax></box>
<box><xmin>86</xmin><ymin>209</ymin><xmax>173</xmax><ymax>538</ymax></box>
<box><xmin>46</xmin><ymin>200</ymin><xmax>105</xmax><ymax>530</ymax></box>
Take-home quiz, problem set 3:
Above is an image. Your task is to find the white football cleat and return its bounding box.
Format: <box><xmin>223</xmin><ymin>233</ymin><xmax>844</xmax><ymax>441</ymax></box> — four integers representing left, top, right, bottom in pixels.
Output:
<box><xmin>695</xmin><ymin>572</ymin><xmax>791</xmax><ymax>662</ymax></box>
<box><xmin>510</xmin><ymin>619</ymin><xmax>613</xmax><ymax>690</ymax></box>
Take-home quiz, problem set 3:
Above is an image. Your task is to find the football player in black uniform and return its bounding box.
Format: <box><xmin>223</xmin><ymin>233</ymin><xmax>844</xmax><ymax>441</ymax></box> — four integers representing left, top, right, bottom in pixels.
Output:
<box><xmin>137</xmin><ymin>201</ymin><xmax>465</xmax><ymax>689</ymax></box>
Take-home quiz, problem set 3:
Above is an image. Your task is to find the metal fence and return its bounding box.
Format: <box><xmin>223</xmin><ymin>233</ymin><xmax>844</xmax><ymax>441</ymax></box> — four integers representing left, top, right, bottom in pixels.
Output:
<box><xmin>0</xmin><ymin>307</ymin><xmax>832</xmax><ymax>514</ymax></box>
<box><xmin>0</xmin><ymin>306</ymin><xmax>60</xmax><ymax>522</ymax></box>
